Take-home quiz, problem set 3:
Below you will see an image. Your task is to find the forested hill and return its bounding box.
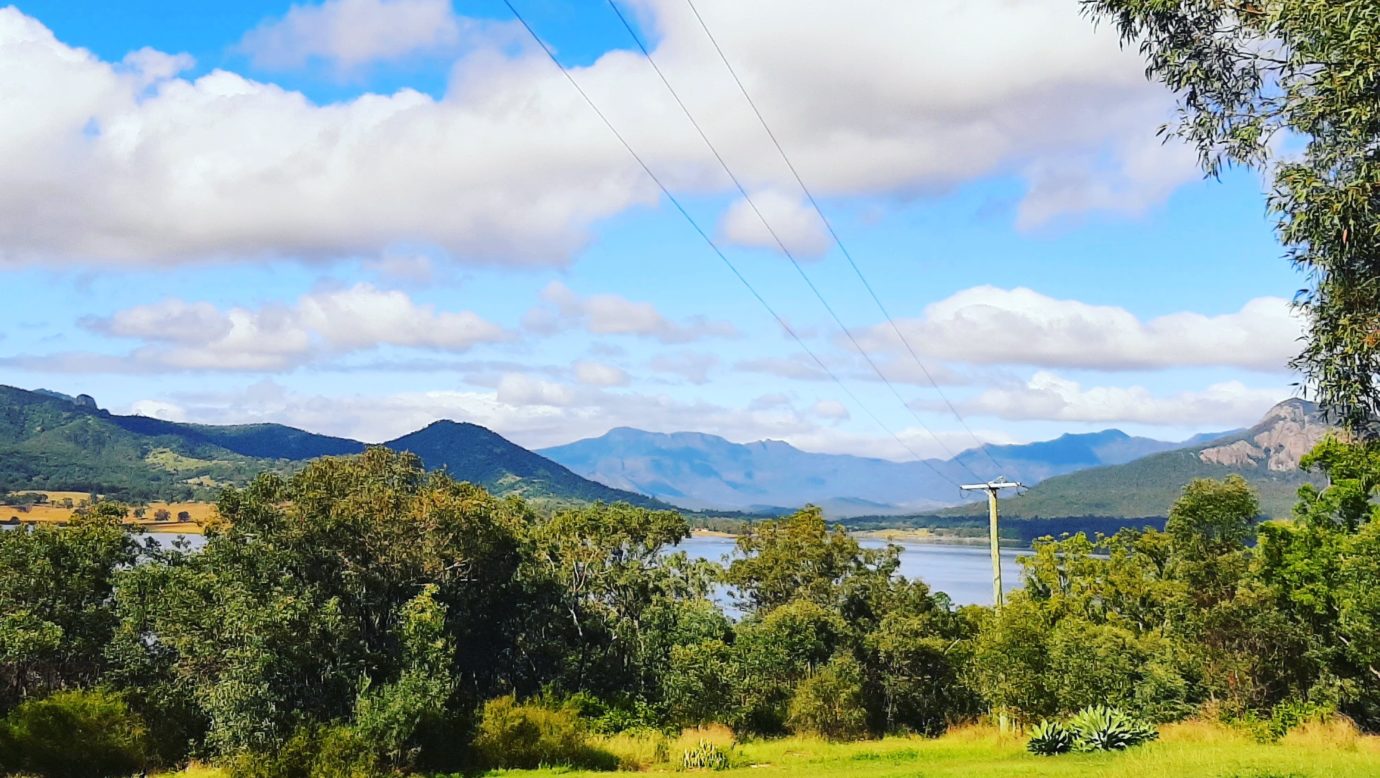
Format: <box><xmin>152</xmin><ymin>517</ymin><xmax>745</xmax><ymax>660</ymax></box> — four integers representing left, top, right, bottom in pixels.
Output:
<box><xmin>941</xmin><ymin>398</ymin><xmax>1332</xmax><ymax>520</ymax></box>
<box><xmin>0</xmin><ymin>384</ymin><xmax>663</xmax><ymax>508</ymax></box>
<box><xmin>384</xmin><ymin>421</ymin><xmax>664</xmax><ymax>507</ymax></box>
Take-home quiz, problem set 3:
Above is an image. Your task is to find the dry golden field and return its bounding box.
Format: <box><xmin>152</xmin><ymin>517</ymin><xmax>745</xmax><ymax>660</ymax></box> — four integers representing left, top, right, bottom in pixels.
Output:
<box><xmin>2</xmin><ymin>490</ymin><xmax>212</xmax><ymax>533</ymax></box>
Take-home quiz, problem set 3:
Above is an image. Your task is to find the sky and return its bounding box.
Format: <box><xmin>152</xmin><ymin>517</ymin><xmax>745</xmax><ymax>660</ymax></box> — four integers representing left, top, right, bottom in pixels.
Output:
<box><xmin>0</xmin><ymin>0</ymin><xmax>1306</xmax><ymax>463</ymax></box>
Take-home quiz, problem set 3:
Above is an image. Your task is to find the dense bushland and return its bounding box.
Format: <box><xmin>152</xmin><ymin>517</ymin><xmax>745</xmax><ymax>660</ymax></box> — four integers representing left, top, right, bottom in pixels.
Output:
<box><xmin>0</xmin><ymin>441</ymin><xmax>1377</xmax><ymax>776</ymax></box>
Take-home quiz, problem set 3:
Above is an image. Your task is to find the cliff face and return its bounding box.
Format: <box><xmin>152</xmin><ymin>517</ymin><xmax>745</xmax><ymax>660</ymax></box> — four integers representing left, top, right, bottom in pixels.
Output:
<box><xmin>1198</xmin><ymin>399</ymin><xmax>1330</xmax><ymax>472</ymax></box>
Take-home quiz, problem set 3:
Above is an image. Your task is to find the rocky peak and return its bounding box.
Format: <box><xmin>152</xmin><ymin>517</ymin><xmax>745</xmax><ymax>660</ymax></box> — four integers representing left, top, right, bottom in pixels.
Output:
<box><xmin>1199</xmin><ymin>398</ymin><xmax>1329</xmax><ymax>472</ymax></box>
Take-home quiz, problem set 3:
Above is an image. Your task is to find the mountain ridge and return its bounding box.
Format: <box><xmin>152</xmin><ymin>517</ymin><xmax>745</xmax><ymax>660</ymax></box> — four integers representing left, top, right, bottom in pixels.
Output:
<box><xmin>0</xmin><ymin>384</ymin><xmax>660</xmax><ymax>508</ymax></box>
<box><xmin>936</xmin><ymin>398</ymin><xmax>1330</xmax><ymax>520</ymax></box>
<box><xmin>539</xmin><ymin>425</ymin><xmax>1217</xmax><ymax>515</ymax></box>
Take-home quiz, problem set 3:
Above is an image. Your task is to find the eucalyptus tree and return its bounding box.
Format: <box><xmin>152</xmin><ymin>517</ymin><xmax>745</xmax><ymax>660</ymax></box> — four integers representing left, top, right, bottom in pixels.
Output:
<box><xmin>1083</xmin><ymin>0</ymin><xmax>1380</xmax><ymax>433</ymax></box>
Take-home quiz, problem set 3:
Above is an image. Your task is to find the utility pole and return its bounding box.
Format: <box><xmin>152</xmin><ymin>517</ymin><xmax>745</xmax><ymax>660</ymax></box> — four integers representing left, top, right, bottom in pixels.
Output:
<box><xmin>960</xmin><ymin>477</ymin><xmax>1022</xmax><ymax>735</ymax></box>
<box><xmin>959</xmin><ymin>478</ymin><xmax>1022</xmax><ymax>609</ymax></box>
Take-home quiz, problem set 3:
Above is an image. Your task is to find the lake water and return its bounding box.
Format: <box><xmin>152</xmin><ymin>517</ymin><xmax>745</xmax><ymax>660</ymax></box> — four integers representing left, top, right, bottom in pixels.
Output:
<box><xmin>26</xmin><ymin>529</ymin><xmax>1024</xmax><ymax>608</ymax></box>
<box><xmin>679</xmin><ymin>534</ymin><xmax>1025</xmax><ymax>607</ymax></box>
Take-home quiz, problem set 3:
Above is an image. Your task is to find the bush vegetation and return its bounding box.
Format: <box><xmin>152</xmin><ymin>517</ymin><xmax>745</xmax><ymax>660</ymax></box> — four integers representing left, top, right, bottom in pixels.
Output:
<box><xmin>0</xmin><ymin>439</ymin><xmax>1377</xmax><ymax>774</ymax></box>
<box><xmin>0</xmin><ymin>688</ymin><xmax>151</xmax><ymax>778</ymax></box>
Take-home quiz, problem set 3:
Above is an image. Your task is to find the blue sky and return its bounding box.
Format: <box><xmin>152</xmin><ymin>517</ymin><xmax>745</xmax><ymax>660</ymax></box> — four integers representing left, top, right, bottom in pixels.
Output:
<box><xmin>0</xmin><ymin>0</ymin><xmax>1303</xmax><ymax>460</ymax></box>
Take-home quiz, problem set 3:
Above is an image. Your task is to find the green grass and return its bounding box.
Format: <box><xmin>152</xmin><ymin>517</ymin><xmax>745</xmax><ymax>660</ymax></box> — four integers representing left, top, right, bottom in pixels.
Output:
<box><xmin>161</xmin><ymin>721</ymin><xmax>1380</xmax><ymax>778</ymax></box>
<box><xmin>478</xmin><ymin>722</ymin><xmax>1380</xmax><ymax>778</ymax></box>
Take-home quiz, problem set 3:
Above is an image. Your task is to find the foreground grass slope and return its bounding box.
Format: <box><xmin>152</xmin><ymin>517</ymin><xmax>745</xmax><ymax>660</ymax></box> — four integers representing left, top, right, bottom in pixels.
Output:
<box><xmin>164</xmin><ymin>722</ymin><xmax>1380</xmax><ymax>778</ymax></box>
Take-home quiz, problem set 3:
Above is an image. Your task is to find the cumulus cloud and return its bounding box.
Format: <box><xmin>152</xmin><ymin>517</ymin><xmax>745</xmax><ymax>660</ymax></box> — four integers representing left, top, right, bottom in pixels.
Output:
<box><xmin>0</xmin><ymin>1</ymin><xmax>1185</xmax><ymax>269</ymax></box>
<box><xmin>364</xmin><ymin>253</ymin><xmax>437</xmax><ymax>285</ymax></box>
<box><xmin>240</xmin><ymin>0</ymin><xmax>466</xmax><ymax>72</ymax></box>
<box><xmin>718</xmin><ymin>190</ymin><xmax>830</xmax><ymax>258</ymax></box>
<box><xmin>525</xmin><ymin>281</ymin><xmax>736</xmax><ymax>343</ymax></box>
<box><xmin>572</xmin><ymin>360</ymin><xmax>630</xmax><ymax>387</ymax></box>
<box><xmin>84</xmin><ymin>284</ymin><xmax>509</xmax><ymax>370</ymax></box>
<box><xmin>858</xmin><ymin>287</ymin><xmax>1303</xmax><ymax>372</ymax></box>
<box><xmin>963</xmin><ymin>371</ymin><xmax>1289</xmax><ymax>426</ymax></box>
<box><xmin>1017</xmin><ymin>136</ymin><xmax>1203</xmax><ymax>229</ymax></box>
<box><xmin>496</xmin><ymin>373</ymin><xmax>576</xmax><ymax>407</ymax></box>
<box><xmin>811</xmin><ymin>399</ymin><xmax>850</xmax><ymax>421</ymax></box>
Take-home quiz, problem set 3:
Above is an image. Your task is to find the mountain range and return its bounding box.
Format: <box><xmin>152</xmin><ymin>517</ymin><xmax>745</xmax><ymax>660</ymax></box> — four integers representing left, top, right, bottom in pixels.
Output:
<box><xmin>0</xmin><ymin>384</ymin><xmax>1334</xmax><ymax>522</ymax></box>
<box><xmin>0</xmin><ymin>385</ymin><xmax>659</xmax><ymax>508</ymax></box>
<box><xmin>538</xmin><ymin>427</ymin><xmax>1226</xmax><ymax>516</ymax></box>
<box><xmin>935</xmin><ymin>398</ymin><xmax>1330</xmax><ymax>520</ymax></box>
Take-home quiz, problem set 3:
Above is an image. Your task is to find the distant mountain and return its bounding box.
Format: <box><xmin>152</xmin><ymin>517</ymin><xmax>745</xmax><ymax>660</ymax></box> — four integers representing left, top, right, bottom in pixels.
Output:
<box><xmin>0</xmin><ymin>384</ymin><xmax>658</xmax><ymax>508</ymax></box>
<box><xmin>0</xmin><ymin>385</ymin><xmax>289</xmax><ymax>500</ymax></box>
<box><xmin>384</xmin><ymin>421</ymin><xmax>662</xmax><ymax>507</ymax></box>
<box><xmin>945</xmin><ymin>399</ymin><xmax>1330</xmax><ymax>520</ymax></box>
<box><xmin>950</xmin><ymin>428</ymin><xmax>1229</xmax><ymax>484</ymax></box>
<box><xmin>539</xmin><ymin>426</ymin><xmax>1212</xmax><ymax>515</ymax></box>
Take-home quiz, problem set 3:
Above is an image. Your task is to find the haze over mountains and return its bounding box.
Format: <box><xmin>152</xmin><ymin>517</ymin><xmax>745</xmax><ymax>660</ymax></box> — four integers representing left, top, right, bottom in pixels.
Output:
<box><xmin>538</xmin><ymin>427</ymin><xmax>1230</xmax><ymax>516</ymax></box>
<box><xmin>1</xmin><ymin>384</ymin><xmax>1331</xmax><ymax>521</ymax></box>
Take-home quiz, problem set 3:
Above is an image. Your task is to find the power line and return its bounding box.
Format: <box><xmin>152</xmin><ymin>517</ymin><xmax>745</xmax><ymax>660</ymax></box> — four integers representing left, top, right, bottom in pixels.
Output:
<box><xmin>600</xmin><ymin>0</ymin><xmax>984</xmax><ymax>483</ymax></box>
<box><xmin>679</xmin><ymin>0</ymin><xmax>1009</xmax><ymax>479</ymax></box>
<box><xmin>499</xmin><ymin>0</ymin><xmax>960</xmax><ymax>488</ymax></box>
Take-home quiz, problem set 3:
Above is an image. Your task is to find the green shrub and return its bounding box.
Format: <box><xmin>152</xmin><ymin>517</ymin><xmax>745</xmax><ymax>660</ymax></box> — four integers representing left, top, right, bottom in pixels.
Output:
<box><xmin>226</xmin><ymin>724</ymin><xmax>384</xmax><ymax>778</ymax></box>
<box><xmin>472</xmin><ymin>695</ymin><xmax>617</xmax><ymax>770</ymax></box>
<box><xmin>1026</xmin><ymin>719</ymin><xmax>1074</xmax><ymax>755</ymax></box>
<box><xmin>1067</xmin><ymin>705</ymin><xmax>1158</xmax><ymax>752</ymax></box>
<box><xmin>785</xmin><ymin>655</ymin><xmax>869</xmax><ymax>741</ymax></box>
<box><xmin>680</xmin><ymin>739</ymin><xmax>731</xmax><ymax>771</ymax></box>
<box><xmin>0</xmin><ymin>689</ymin><xmax>151</xmax><ymax>778</ymax></box>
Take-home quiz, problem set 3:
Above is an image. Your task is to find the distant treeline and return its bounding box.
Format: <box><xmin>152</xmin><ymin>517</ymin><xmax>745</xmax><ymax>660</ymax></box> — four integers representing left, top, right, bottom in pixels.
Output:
<box><xmin>686</xmin><ymin>510</ymin><xmax>1170</xmax><ymax>545</ymax></box>
<box><xmin>842</xmin><ymin>514</ymin><xmax>1169</xmax><ymax>544</ymax></box>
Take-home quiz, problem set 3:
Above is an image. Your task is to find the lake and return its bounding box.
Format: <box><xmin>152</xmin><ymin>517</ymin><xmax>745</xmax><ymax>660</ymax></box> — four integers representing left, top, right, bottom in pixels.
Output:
<box><xmin>45</xmin><ymin>529</ymin><xmax>1025</xmax><ymax>608</ymax></box>
<box><xmin>680</xmin><ymin>534</ymin><xmax>1025</xmax><ymax>607</ymax></box>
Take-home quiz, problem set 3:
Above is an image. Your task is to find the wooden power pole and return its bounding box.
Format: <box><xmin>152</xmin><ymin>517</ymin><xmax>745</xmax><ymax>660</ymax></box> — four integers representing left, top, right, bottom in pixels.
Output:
<box><xmin>959</xmin><ymin>478</ymin><xmax>1022</xmax><ymax>609</ymax></box>
<box><xmin>960</xmin><ymin>477</ymin><xmax>1022</xmax><ymax>733</ymax></box>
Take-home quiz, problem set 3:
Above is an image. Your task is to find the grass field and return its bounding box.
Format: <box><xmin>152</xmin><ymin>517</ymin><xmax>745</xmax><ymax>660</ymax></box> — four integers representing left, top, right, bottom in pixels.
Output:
<box><xmin>161</xmin><ymin>720</ymin><xmax>1380</xmax><ymax>778</ymax></box>
<box><xmin>2</xmin><ymin>490</ymin><xmax>213</xmax><ymax>532</ymax></box>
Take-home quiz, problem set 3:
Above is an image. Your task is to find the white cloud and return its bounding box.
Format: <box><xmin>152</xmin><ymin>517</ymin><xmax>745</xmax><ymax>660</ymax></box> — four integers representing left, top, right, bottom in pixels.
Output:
<box><xmin>364</xmin><ymin>253</ymin><xmax>436</xmax><ymax>284</ymax></box>
<box><xmin>85</xmin><ymin>284</ymin><xmax>509</xmax><ymax>370</ymax></box>
<box><xmin>0</xmin><ymin>1</ymin><xmax>1187</xmax><ymax>270</ymax></box>
<box><xmin>1017</xmin><ymin>135</ymin><xmax>1203</xmax><ymax>229</ymax></box>
<box><xmin>718</xmin><ymin>190</ymin><xmax>830</xmax><ymax>258</ymax></box>
<box><xmin>496</xmin><ymin>373</ymin><xmax>577</xmax><ymax>407</ymax></box>
<box><xmin>964</xmin><ymin>371</ymin><xmax>1288</xmax><ymax>426</ymax></box>
<box><xmin>573</xmin><ymin>361</ymin><xmax>630</xmax><ymax>387</ymax></box>
<box><xmin>858</xmin><ymin>287</ymin><xmax>1303</xmax><ymax>372</ymax></box>
<box><xmin>0</xmin><ymin>9</ymin><xmax>656</xmax><ymax>267</ymax></box>
<box><xmin>526</xmin><ymin>281</ymin><xmax>736</xmax><ymax>343</ymax></box>
<box><xmin>127</xmin><ymin>399</ymin><xmax>188</xmax><ymax>421</ymax></box>
<box><xmin>97</xmin><ymin>300</ymin><xmax>232</xmax><ymax>344</ymax></box>
<box><xmin>811</xmin><ymin>399</ymin><xmax>850</xmax><ymax>421</ymax></box>
<box><xmin>239</xmin><ymin>0</ymin><xmax>465</xmax><ymax>71</ymax></box>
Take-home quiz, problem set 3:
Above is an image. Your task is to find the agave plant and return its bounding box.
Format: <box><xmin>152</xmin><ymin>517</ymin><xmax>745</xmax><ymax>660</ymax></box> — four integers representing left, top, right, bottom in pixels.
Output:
<box><xmin>1068</xmin><ymin>705</ymin><xmax>1158</xmax><ymax>752</ymax></box>
<box><xmin>1027</xmin><ymin>719</ymin><xmax>1074</xmax><ymax>755</ymax></box>
<box><xmin>681</xmin><ymin>739</ymin><xmax>731</xmax><ymax>771</ymax></box>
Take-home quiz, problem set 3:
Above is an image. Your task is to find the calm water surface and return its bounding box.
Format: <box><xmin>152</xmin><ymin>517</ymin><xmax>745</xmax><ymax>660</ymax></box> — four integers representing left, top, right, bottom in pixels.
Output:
<box><xmin>677</xmin><ymin>534</ymin><xmax>1025</xmax><ymax>607</ymax></box>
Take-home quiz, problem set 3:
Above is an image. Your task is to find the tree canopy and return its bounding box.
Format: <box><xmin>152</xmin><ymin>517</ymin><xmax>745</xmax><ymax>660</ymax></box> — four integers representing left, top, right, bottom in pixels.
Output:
<box><xmin>1082</xmin><ymin>0</ymin><xmax>1380</xmax><ymax>433</ymax></box>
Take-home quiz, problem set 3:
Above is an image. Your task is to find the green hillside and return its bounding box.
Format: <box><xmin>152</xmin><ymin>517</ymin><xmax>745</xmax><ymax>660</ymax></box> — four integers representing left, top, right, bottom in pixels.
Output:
<box><xmin>0</xmin><ymin>385</ymin><xmax>291</xmax><ymax>501</ymax></box>
<box><xmin>385</xmin><ymin>421</ymin><xmax>665</xmax><ymax>508</ymax></box>
<box><xmin>0</xmin><ymin>385</ymin><xmax>662</xmax><ymax>508</ymax></box>
<box><xmin>943</xmin><ymin>449</ymin><xmax>1320</xmax><ymax>520</ymax></box>
<box><xmin>941</xmin><ymin>399</ymin><xmax>1330</xmax><ymax>520</ymax></box>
